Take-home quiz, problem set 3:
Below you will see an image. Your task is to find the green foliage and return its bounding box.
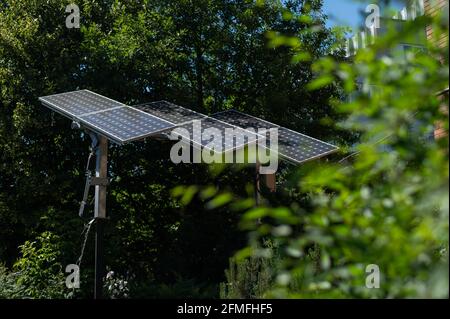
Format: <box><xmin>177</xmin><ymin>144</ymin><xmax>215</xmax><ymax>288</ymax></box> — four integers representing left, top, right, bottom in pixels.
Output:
<box><xmin>104</xmin><ymin>270</ymin><xmax>130</xmax><ymax>299</ymax></box>
<box><xmin>232</xmin><ymin>9</ymin><xmax>449</xmax><ymax>298</ymax></box>
<box><xmin>0</xmin><ymin>232</ymin><xmax>67</xmax><ymax>299</ymax></box>
<box><xmin>0</xmin><ymin>263</ymin><xmax>19</xmax><ymax>298</ymax></box>
<box><xmin>220</xmin><ymin>255</ymin><xmax>274</xmax><ymax>299</ymax></box>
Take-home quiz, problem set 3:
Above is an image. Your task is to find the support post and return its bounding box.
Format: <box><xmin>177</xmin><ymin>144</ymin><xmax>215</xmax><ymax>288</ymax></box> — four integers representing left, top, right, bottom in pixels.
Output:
<box><xmin>95</xmin><ymin>135</ymin><xmax>108</xmax><ymax>219</ymax></box>
<box><xmin>94</xmin><ymin>219</ymin><xmax>105</xmax><ymax>299</ymax></box>
<box><xmin>263</xmin><ymin>173</ymin><xmax>276</xmax><ymax>193</ymax></box>
<box><xmin>94</xmin><ymin>135</ymin><xmax>108</xmax><ymax>299</ymax></box>
<box><xmin>255</xmin><ymin>162</ymin><xmax>277</xmax><ymax>207</ymax></box>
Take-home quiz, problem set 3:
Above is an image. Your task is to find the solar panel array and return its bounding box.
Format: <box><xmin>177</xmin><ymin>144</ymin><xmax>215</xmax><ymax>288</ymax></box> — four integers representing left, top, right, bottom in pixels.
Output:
<box><xmin>39</xmin><ymin>90</ymin><xmax>338</xmax><ymax>163</ymax></box>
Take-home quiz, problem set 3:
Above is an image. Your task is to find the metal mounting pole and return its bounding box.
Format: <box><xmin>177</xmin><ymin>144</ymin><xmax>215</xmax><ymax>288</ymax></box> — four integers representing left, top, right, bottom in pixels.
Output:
<box><xmin>254</xmin><ymin>161</ymin><xmax>277</xmax><ymax>208</ymax></box>
<box><xmin>94</xmin><ymin>135</ymin><xmax>108</xmax><ymax>299</ymax></box>
<box><xmin>263</xmin><ymin>173</ymin><xmax>276</xmax><ymax>193</ymax></box>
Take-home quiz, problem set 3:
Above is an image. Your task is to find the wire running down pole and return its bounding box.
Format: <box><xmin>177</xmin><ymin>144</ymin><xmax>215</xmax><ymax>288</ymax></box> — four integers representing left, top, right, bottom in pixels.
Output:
<box><xmin>94</xmin><ymin>135</ymin><xmax>108</xmax><ymax>299</ymax></box>
<box><xmin>255</xmin><ymin>161</ymin><xmax>261</xmax><ymax>206</ymax></box>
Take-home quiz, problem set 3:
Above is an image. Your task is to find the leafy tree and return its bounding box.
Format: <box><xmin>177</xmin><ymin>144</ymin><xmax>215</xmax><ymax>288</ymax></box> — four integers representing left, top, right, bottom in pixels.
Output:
<box><xmin>217</xmin><ymin>5</ymin><xmax>449</xmax><ymax>298</ymax></box>
<box><xmin>220</xmin><ymin>253</ymin><xmax>275</xmax><ymax>299</ymax></box>
<box><xmin>0</xmin><ymin>232</ymin><xmax>67</xmax><ymax>298</ymax></box>
<box><xmin>1</xmin><ymin>0</ymin><xmax>349</xmax><ymax>298</ymax></box>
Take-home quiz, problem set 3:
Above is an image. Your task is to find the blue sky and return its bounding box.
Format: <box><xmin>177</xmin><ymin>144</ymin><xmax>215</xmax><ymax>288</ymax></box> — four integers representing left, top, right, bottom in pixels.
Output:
<box><xmin>322</xmin><ymin>0</ymin><xmax>405</xmax><ymax>29</ymax></box>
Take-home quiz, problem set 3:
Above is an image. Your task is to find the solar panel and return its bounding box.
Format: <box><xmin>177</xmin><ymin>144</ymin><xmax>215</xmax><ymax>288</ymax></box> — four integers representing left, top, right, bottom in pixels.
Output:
<box><xmin>135</xmin><ymin>101</ymin><xmax>206</xmax><ymax>125</ymax></box>
<box><xmin>39</xmin><ymin>90</ymin><xmax>175</xmax><ymax>144</ymax></box>
<box><xmin>212</xmin><ymin>109</ymin><xmax>277</xmax><ymax>131</ymax></box>
<box><xmin>39</xmin><ymin>89</ymin><xmax>124</xmax><ymax>118</ymax></box>
<box><xmin>211</xmin><ymin>110</ymin><xmax>338</xmax><ymax>164</ymax></box>
<box><xmin>172</xmin><ymin>117</ymin><xmax>259</xmax><ymax>153</ymax></box>
<box><xmin>276</xmin><ymin>127</ymin><xmax>338</xmax><ymax>163</ymax></box>
<box><xmin>79</xmin><ymin>107</ymin><xmax>174</xmax><ymax>143</ymax></box>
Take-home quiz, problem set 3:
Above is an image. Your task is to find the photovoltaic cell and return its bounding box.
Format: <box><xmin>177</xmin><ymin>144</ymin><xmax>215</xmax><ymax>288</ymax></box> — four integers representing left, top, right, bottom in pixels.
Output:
<box><xmin>39</xmin><ymin>90</ymin><xmax>175</xmax><ymax>144</ymax></box>
<box><xmin>135</xmin><ymin>101</ymin><xmax>206</xmax><ymax>125</ymax></box>
<box><xmin>211</xmin><ymin>110</ymin><xmax>338</xmax><ymax>164</ymax></box>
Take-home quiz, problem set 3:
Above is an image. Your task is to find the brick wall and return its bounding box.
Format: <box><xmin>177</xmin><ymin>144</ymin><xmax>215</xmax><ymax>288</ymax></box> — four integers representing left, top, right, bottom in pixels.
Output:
<box><xmin>424</xmin><ymin>0</ymin><xmax>449</xmax><ymax>47</ymax></box>
<box><xmin>424</xmin><ymin>0</ymin><xmax>449</xmax><ymax>139</ymax></box>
